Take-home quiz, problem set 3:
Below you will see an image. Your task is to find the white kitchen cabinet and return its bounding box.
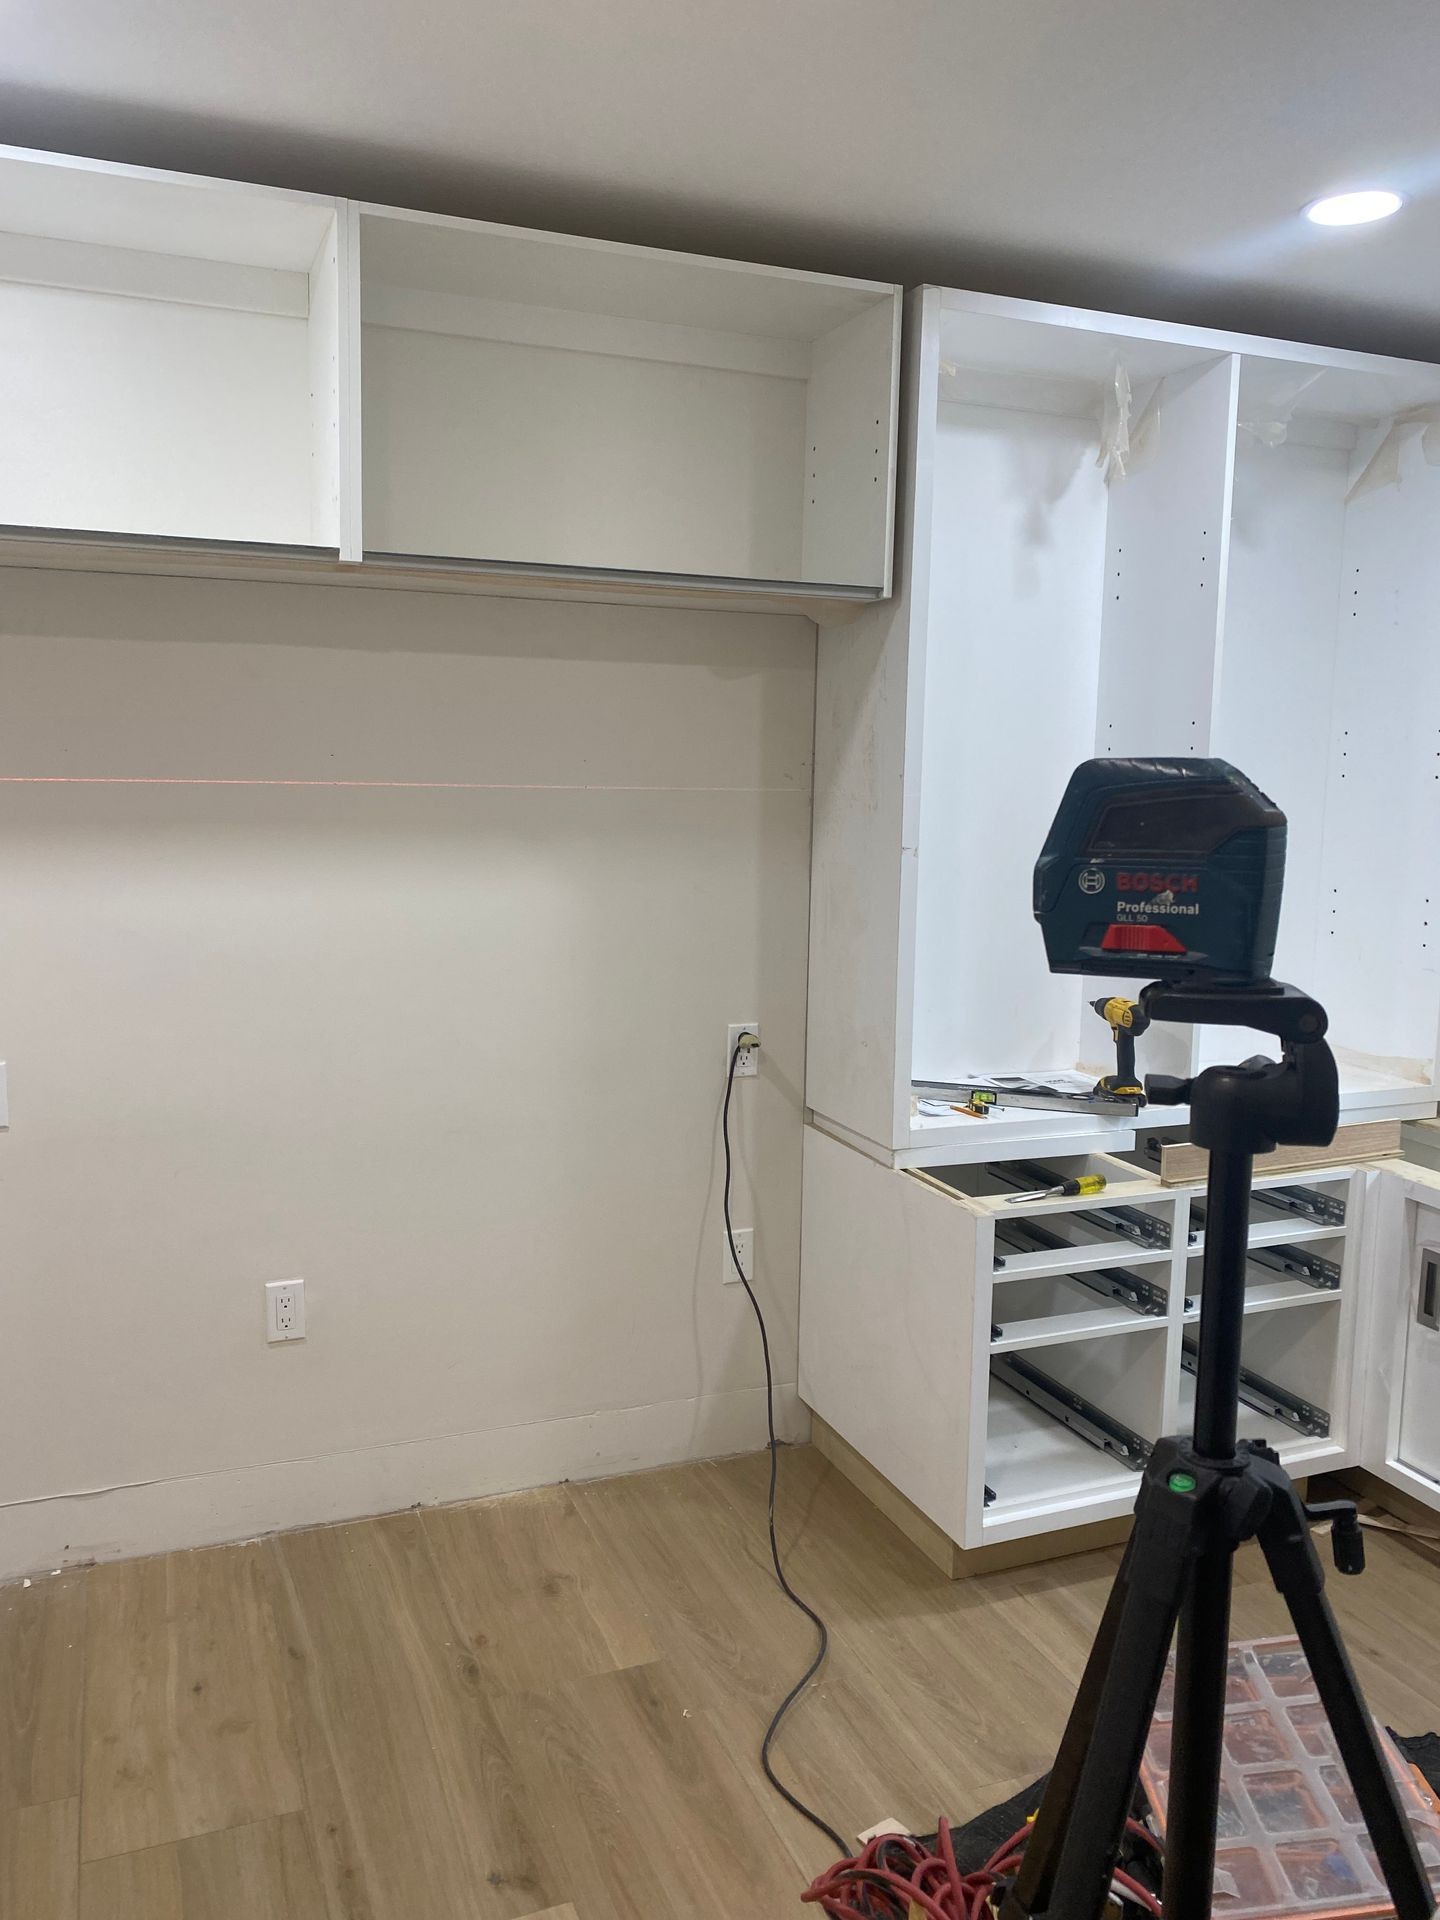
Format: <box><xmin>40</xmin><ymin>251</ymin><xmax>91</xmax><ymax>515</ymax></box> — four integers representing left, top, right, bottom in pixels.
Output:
<box><xmin>352</xmin><ymin>204</ymin><xmax>900</xmax><ymax>595</ymax></box>
<box><xmin>807</xmin><ymin>288</ymin><xmax>1440</xmax><ymax>1173</ymax></box>
<box><xmin>0</xmin><ymin>145</ymin><xmax>902</xmax><ymax>612</ymax></box>
<box><xmin>0</xmin><ymin>145</ymin><xmax>344</xmax><ymax>551</ymax></box>
<box><xmin>800</xmin><ymin>1123</ymin><xmax>1437</xmax><ymax>1557</ymax></box>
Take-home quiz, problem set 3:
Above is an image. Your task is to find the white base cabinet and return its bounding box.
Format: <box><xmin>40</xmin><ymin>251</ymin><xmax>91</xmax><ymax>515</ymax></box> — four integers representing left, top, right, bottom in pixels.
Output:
<box><xmin>799</xmin><ymin>1123</ymin><xmax>1438</xmax><ymax>1554</ymax></box>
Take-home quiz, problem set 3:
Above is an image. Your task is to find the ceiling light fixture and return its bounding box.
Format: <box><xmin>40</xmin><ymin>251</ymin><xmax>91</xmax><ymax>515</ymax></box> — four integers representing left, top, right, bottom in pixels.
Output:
<box><xmin>1304</xmin><ymin>189</ymin><xmax>1405</xmax><ymax>227</ymax></box>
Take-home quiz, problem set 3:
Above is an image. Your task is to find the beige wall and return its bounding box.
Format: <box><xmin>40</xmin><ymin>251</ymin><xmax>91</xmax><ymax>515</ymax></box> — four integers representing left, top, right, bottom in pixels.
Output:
<box><xmin>0</xmin><ymin>567</ymin><xmax>814</xmax><ymax>1579</ymax></box>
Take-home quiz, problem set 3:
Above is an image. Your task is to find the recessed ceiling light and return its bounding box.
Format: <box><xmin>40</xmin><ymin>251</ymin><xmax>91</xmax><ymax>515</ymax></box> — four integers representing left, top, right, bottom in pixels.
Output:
<box><xmin>1304</xmin><ymin>189</ymin><xmax>1405</xmax><ymax>227</ymax></box>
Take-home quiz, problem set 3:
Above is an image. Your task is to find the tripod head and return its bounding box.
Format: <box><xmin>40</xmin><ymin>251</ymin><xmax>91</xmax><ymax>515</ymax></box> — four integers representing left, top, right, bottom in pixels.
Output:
<box><xmin>1140</xmin><ymin>978</ymin><xmax>1339</xmax><ymax>1155</ymax></box>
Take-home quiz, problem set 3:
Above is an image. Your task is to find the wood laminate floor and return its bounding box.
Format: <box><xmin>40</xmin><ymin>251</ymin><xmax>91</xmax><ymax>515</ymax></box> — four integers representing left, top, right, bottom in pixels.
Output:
<box><xmin>3</xmin><ymin>1447</ymin><xmax>1438</xmax><ymax>1918</ymax></box>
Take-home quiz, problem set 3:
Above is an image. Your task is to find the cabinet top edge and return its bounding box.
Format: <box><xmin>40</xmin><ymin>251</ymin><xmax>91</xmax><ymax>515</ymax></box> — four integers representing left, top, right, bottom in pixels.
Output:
<box><xmin>356</xmin><ymin>199</ymin><xmax>903</xmax><ymax>301</ymax></box>
<box><xmin>0</xmin><ymin>141</ymin><xmax>341</xmax><ymax>214</ymax></box>
<box><xmin>920</xmin><ymin>283</ymin><xmax>1440</xmax><ymax>382</ymax></box>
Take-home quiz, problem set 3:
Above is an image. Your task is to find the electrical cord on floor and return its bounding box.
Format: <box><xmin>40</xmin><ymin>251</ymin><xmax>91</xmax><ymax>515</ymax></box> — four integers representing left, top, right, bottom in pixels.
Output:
<box><xmin>723</xmin><ymin>1035</ymin><xmax>850</xmax><ymax>1860</ymax></box>
<box><xmin>802</xmin><ymin>1816</ymin><xmax>1164</xmax><ymax>1918</ymax></box>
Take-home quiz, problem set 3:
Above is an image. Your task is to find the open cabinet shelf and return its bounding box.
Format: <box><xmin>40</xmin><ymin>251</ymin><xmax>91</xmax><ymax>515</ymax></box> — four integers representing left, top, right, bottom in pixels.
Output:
<box><xmin>807</xmin><ymin>286</ymin><xmax>1440</xmax><ymax>1170</ymax></box>
<box><xmin>985</xmin><ymin>1377</ymin><xmax>1147</xmax><ymax>1521</ymax></box>
<box><xmin>353</xmin><ymin>204</ymin><xmax>900</xmax><ymax>592</ymax></box>
<box><xmin>0</xmin><ymin>145</ymin><xmax>342</xmax><ymax>551</ymax></box>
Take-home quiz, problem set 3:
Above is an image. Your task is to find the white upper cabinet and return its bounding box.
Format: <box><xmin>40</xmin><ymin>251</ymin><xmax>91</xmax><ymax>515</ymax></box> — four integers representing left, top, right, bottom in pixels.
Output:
<box><xmin>808</xmin><ymin>287</ymin><xmax>1440</xmax><ymax>1167</ymax></box>
<box><xmin>0</xmin><ymin>146</ymin><xmax>343</xmax><ymax>550</ymax></box>
<box><xmin>351</xmin><ymin>204</ymin><xmax>900</xmax><ymax>592</ymax></box>
<box><xmin>0</xmin><ymin>147</ymin><xmax>901</xmax><ymax>602</ymax></box>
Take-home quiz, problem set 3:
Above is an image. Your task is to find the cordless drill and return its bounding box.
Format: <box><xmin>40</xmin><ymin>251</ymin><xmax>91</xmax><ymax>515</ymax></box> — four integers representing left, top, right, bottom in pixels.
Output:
<box><xmin>1091</xmin><ymin>995</ymin><xmax>1150</xmax><ymax>1099</ymax></box>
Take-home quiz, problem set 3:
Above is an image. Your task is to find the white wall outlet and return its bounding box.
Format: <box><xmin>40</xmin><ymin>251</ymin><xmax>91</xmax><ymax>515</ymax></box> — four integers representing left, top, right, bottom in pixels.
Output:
<box><xmin>727</xmin><ymin>1022</ymin><xmax>760</xmax><ymax>1076</ymax></box>
<box><xmin>265</xmin><ymin>1278</ymin><xmax>306</xmax><ymax>1343</ymax></box>
<box><xmin>724</xmin><ymin>1226</ymin><xmax>755</xmax><ymax>1286</ymax></box>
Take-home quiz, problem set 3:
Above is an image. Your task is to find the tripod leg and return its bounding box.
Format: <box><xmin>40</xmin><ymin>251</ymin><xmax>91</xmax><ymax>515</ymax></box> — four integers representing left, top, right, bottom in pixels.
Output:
<box><xmin>1002</xmin><ymin>1481</ymin><xmax>1190</xmax><ymax>1920</ymax></box>
<box><xmin>999</xmin><ymin>1535</ymin><xmax>1138</xmax><ymax>1916</ymax></box>
<box><xmin>1161</xmin><ymin>1544</ymin><xmax>1234</xmax><ymax>1920</ymax></box>
<box><xmin>1258</xmin><ymin>1476</ymin><xmax>1435</xmax><ymax>1919</ymax></box>
<box><xmin>1043</xmin><ymin>1542</ymin><xmax>1185</xmax><ymax>1920</ymax></box>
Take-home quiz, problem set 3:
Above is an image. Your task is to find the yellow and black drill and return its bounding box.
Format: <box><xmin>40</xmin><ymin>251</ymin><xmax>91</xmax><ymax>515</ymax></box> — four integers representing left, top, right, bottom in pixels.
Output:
<box><xmin>1091</xmin><ymin>995</ymin><xmax>1150</xmax><ymax>1100</ymax></box>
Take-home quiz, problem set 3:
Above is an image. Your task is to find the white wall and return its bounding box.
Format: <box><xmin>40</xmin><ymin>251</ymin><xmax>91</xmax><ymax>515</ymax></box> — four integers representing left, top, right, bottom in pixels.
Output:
<box><xmin>0</xmin><ymin>567</ymin><xmax>814</xmax><ymax>1579</ymax></box>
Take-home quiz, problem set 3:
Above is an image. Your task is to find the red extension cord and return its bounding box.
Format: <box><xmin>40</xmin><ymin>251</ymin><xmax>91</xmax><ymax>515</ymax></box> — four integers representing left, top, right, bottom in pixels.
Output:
<box><xmin>802</xmin><ymin>1815</ymin><xmax>1164</xmax><ymax>1919</ymax></box>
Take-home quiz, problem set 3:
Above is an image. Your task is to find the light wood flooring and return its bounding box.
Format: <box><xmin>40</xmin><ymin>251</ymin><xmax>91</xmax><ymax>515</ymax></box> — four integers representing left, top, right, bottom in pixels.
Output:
<box><xmin>3</xmin><ymin>1447</ymin><xmax>1438</xmax><ymax>1918</ymax></box>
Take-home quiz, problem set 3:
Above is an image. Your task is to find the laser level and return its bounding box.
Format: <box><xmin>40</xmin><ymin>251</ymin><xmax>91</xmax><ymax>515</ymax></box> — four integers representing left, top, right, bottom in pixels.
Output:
<box><xmin>1034</xmin><ymin>756</ymin><xmax>1286</xmax><ymax>982</ymax></box>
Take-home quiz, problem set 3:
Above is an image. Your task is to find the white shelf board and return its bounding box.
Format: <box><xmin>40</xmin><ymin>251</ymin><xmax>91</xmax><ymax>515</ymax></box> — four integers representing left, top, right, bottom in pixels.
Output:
<box><xmin>0</xmin><ymin>532</ymin><xmax>872</xmax><ymax>621</ymax></box>
<box><xmin>991</xmin><ymin>1302</ymin><xmax>1162</xmax><ymax>1352</ymax></box>
<box><xmin>983</xmin><ymin>1382</ymin><xmax>1144</xmax><ymax>1533</ymax></box>
<box><xmin>902</xmin><ymin>1103</ymin><xmax>1140</xmax><ymax>1168</ymax></box>
<box><xmin>1191</xmin><ymin>1219</ymin><xmax>1342</xmax><ymax>1254</ymax></box>
<box><xmin>991</xmin><ymin>1237</ymin><xmax>1172</xmax><ymax>1282</ymax></box>
<box><xmin>907</xmin><ymin>1059</ymin><xmax>1434</xmax><ymax>1171</ymax></box>
<box><xmin>1184</xmin><ymin>1279</ymin><xmax>1342</xmax><ymax>1318</ymax></box>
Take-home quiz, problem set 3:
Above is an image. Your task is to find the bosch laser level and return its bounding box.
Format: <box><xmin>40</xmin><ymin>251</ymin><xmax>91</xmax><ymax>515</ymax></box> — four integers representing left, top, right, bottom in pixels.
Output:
<box><xmin>1033</xmin><ymin>757</ymin><xmax>1286</xmax><ymax>983</ymax></box>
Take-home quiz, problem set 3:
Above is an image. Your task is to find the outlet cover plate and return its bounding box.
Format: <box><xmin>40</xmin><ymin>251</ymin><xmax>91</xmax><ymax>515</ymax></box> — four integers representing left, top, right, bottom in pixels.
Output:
<box><xmin>726</xmin><ymin>1022</ymin><xmax>760</xmax><ymax>1076</ymax></box>
<box><xmin>265</xmin><ymin>1278</ymin><xmax>306</xmax><ymax>1343</ymax></box>
<box><xmin>724</xmin><ymin>1227</ymin><xmax>754</xmax><ymax>1285</ymax></box>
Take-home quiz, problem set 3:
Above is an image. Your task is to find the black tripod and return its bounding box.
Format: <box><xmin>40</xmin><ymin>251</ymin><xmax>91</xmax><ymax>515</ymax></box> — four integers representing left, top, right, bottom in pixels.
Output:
<box><xmin>998</xmin><ymin>979</ymin><xmax>1436</xmax><ymax>1920</ymax></box>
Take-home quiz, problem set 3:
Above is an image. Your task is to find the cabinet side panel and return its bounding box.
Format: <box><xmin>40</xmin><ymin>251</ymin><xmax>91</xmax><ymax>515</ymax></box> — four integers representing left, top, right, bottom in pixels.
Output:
<box><xmin>337</xmin><ymin>201</ymin><xmax>364</xmax><ymax>562</ymax></box>
<box><xmin>808</xmin><ymin>598</ymin><xmax>912</xmax><ymax>1148</ymax></box>
<box><xmin>806</xmin><ymin>293</ymin><xmax>934</xmax><ymax>1150</ymax></box>
<box><xmin>306</xmin><ymin>218</ymin><xmax>341</xmax><ymax>549</ymax></box>
<box><xmin>1090</xmin><ymin>352</ymin><xmax>1239</xmax><ymax>1078</ymax></box>
<box><xmin>801</xmin><ymin>295</ymin><xmax>901</xmax><ymax>591</ymax></box>
<box><xmin>798</xmin><ymin>1127</ymin><xmax>972</xmax><ymax>1538</ymax></box>
<box><xmin>1312</xmin><ymin>438</ymin><xmax>1440</xmax><ymax>1080</ymax></box>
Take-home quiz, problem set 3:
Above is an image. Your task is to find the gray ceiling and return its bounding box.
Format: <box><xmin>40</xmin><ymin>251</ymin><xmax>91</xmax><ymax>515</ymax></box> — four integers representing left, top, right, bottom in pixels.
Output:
<box><xmin>4</xmin><ymin>0</ymin><xmax>1440</xmax><ymax>359</ymax></box>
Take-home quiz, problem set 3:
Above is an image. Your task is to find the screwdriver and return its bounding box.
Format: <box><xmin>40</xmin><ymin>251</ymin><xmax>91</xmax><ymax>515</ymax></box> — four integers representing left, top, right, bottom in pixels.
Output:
<box><xmin>1002</xmin><ymin>1172</ymin><xmax>1108</xmax><ymax>1206</ymax></box>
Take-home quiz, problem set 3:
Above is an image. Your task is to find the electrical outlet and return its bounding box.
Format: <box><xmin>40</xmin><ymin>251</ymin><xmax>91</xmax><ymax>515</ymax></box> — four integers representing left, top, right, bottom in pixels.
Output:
<box><xmin>265</xmin><ymin>1278</ymin><xmax>306</xmax><ymax>1343</ymax></box>
<box><xmin>724</xmin><ymin>1226</ymin><xmax>755</xmax><ymax>1286</ymax></box>
<box><xmin>727</xmin><ymin>1021</ymin><xmax>760</xmax><ymax>1076</ymax></box>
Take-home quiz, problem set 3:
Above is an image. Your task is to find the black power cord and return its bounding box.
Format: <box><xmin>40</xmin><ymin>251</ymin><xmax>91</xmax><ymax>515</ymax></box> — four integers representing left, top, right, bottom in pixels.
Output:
<box><xmin>723</xmin><ymin>1035</ymin><xmax>849</xmax><ymax>1859</ymax></box>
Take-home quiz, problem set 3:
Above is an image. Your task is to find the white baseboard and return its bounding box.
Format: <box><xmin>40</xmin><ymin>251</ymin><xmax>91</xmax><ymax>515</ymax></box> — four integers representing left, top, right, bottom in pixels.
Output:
<box><xmin>1</xmin><ymin>1383</ymin><xmax>809</xmax><ymax>1582</ymax></box>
